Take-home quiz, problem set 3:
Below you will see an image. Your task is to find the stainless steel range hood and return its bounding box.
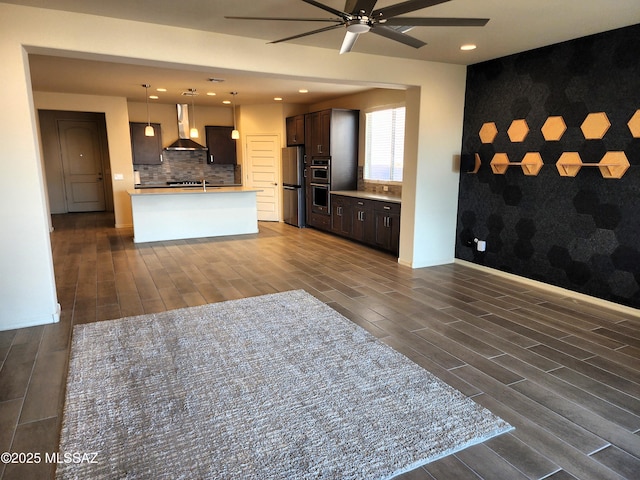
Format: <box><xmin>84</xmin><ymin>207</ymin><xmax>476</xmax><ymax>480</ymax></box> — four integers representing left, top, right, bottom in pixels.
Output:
<box><xmin>164</xmin><ymin>104</ymin><xmax>207</xmax><ymax>151</ymax></box>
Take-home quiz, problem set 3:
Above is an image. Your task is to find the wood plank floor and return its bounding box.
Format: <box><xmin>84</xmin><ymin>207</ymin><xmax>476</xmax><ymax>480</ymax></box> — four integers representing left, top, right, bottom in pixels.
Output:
<box><xmin>1</xmin><ymin>212</ymin><xmax>639</xmax><ymax>479</ymax></box>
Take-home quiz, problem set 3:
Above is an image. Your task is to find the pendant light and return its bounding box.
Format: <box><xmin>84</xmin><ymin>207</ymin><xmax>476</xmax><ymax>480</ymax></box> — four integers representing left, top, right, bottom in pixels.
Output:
<box><xmin>189</xmin><ymin>88</ymin><xmax>199</xmax><ymax>138</ymax></box>
<box><xmin>231</xmin><ymin>92</ymin><xmax>240</xmax><ymax>140</ymax></box>
<box><xmin>143</xmin><ymin>84</ymin><xmax>154</xmax><ymax>137</ymax></box>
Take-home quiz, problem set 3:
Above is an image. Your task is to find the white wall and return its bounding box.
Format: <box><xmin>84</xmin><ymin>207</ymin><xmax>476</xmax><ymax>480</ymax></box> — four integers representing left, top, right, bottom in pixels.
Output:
<box><xmin>0</xmin><ymin>2</ymin><xmax>466</xmax><ymax>331</ymax></box>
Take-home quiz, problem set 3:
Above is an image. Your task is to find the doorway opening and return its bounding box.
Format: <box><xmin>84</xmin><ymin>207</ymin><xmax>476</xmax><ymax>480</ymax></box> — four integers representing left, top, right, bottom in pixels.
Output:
<box><xmin>39</xmin><ymin>110</ymin><xmax>113</xmax><ymax>214</ymax></box>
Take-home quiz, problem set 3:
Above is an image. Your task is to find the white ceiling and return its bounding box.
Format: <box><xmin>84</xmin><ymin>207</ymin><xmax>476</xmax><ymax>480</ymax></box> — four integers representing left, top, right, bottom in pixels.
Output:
<box><xmin>13</xmin><ymin>0</ymin><xmax>640</xmax><ymax>105</ymax></box>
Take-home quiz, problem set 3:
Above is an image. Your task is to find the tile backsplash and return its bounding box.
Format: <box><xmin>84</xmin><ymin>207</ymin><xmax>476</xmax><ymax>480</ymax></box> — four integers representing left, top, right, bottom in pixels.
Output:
<box><xmin>357</xmin><ymin>166</ymin><xmax>402</xmax><ymax>197</ymax></box>
<box><xmin>135</xmin><ymin>150</ymin><xmax>241</xmax><ymax>185</ymax></box>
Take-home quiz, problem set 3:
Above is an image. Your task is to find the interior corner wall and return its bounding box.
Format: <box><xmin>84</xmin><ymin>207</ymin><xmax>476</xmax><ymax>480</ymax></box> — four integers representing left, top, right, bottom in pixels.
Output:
<box><xmin>457</xmin><ymin>24</ymin><xmax>640</xmax><ymax>308</ymax></box>
<box><xmin>0</xmin><ymin>43</ymin><xmax>59</xmax><ymax>330</ymax></box>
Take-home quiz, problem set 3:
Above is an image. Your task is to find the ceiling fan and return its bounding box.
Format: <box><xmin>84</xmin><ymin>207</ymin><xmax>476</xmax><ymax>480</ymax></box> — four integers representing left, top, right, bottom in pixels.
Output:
<box><xmin>225</xmin><ymin>0</ymin><xmax>489</xmax><ymax>54</ymax></box>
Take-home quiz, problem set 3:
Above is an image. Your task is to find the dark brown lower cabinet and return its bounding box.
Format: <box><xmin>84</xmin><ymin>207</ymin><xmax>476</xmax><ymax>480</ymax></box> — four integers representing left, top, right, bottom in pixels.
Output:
<box><xmin>373</xmin><ymin>202</ymin><xmax>400</xmax><ymax>254</ymax></box>
<box><xmin>330</xmin><ymin>195</ymin><xmax>354</xmax><ymax>237</ymax></box>
<box><xmin>330</xmin><ymin>194</ymin><xmax>400</xmax><ymax>255</ymax></box>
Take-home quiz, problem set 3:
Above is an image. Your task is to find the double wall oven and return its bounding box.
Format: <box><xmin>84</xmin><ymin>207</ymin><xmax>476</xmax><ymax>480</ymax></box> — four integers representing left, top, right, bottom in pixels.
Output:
<box><xmin>309</xmin><ymin>158</ymin><xmax>330</xmax><ymax>215</ymax></box>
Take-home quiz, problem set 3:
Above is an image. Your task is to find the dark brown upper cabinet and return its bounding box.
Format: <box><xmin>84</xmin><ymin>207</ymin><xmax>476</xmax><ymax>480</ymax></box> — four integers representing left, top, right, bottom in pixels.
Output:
<box><xmin>286</xmin><ymin>115</ymin><xmax>305</xmax><ymax>146</ymax></box>
<box><xmin>205</xmin><ymin>126</ymin><xmax>237</xmax><ymax>164</ymax></box>
<box><xmin>130</xmin><ymin>122</ymin><xmax>163</xmax><ymax>165</ymax></box>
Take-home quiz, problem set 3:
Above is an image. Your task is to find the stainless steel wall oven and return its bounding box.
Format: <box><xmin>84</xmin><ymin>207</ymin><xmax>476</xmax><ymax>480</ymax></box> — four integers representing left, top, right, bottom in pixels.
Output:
<box><xmin>310</xmin><ymin>182</ymin><xmax>330</xmax><ymax>215</ymax></box>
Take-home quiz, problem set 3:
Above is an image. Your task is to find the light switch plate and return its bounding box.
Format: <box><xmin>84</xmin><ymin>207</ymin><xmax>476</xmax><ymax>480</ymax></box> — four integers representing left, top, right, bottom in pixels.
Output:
<box><xmin>114</xmin><ymin>173</ymin><xmax>124</xmax><ymax>180</ymax></box>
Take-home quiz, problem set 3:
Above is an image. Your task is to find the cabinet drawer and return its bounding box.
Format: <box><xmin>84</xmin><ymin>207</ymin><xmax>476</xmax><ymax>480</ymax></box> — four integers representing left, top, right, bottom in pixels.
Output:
<box><xmin>373</xmin><ymin>201</ymin><xmax>401</xmax><ymax>215</ymax></box>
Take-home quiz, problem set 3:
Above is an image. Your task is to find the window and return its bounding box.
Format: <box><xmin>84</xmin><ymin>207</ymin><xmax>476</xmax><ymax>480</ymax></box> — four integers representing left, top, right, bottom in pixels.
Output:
<box><xmin>364</xmin><ymin>106</ymin><xmax>405</xmax><ymax>182</ymax></box>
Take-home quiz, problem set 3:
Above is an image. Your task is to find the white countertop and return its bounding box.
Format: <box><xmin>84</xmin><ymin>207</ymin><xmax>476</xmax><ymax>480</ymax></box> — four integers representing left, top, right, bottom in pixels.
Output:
<box><xmin>330</xmin><ymin>190</ymin><xmax>401</xmax><ymax>204</ymax></box>
<box><xmin>129</xmin><ymin>186</ymin><xmax>261</xmax><ymax>196</ymax></box>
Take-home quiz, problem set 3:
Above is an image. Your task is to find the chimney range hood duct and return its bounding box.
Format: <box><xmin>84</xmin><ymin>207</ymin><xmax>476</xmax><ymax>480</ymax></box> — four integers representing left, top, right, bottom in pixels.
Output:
<box><xmin>165</xmin><ymin>104</ymin><xmax>207</xmax><ymax>151</ymax></box>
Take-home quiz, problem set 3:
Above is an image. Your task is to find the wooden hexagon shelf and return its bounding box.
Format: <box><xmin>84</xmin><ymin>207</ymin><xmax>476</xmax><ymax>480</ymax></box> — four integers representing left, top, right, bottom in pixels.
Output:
<box><xmin>507</xmin><ymin>119</ymin><xmax>529</xmax><ymax>142</ymax></box>
<box><xmin>521</xmin><ymin>152</ymin><xmax>544</xmax><ymax>176</ymax></box>
<box><xmin>628</xmin><ymin>109</ymin><xmax>640</xmax><ymax>138</ymax></box>
<box><xmin>556</xmin><ymin>152</ymin><xmax>582</xmax><ymax>177</ymax></box>
<box><xmin>557</xmin><ymin>151</ymin><xmax>629</xmax><ymax>178</ymax></box>
<box><xmin>599</xmin><ymin>152</ymin><xmax>630</xmax><ymax>179</ymax></box>
<box><xmin>490</xmin><ymin>153</ymin><xmax>510</xmax><ymax>174</ymax></box>
<box><xmin>541</xmin><ymin>116</ymin><xmax>566</xmax><ymax>141</ymax></box>
<box><xmin>479</xmin><ymin>122</ymin><xmax>498</xmax><ymax>143</ymax></box>
<box><xmin>491</xmin><ymin>152</ymin><xmax>543</xmax><ymax>175</ymax></box>
<box><xmin>581</xmin><ymin>112</ymin><xmax>610</xmax><ymax>139</ymax></box>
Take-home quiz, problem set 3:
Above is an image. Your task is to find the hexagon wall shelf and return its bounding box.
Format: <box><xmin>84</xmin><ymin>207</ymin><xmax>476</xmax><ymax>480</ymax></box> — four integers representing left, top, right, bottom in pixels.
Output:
<box><xmin>479</xmin><ymin>122</ymin><xmax>498</xmax><ymax>143</ymax></box>
<box><xmin>507</xmin><ymin>119</ymin><xmax>529</xmax><ymax>142</ymax></box>
<box><xmin>599</xmin><ymin>152</ymin><xmax>630</xmax><ymax>178</ymax></box>
<box><xmin>491</xmin><ymin>152</ymin><xmax>543</xmax><ymax>175</ymax></box>
<box><xmin>541</xmin><ymin>116</ymin><xmax>567</xmax><ymax>141</ymax></box>
<box><xmin>557</xmin><ymin>151</ymin><xmax>629</xmax><ymax>178</ymax></box>
<box><xmin>628</xmin><ymin>109</ymin><xmax>640</xmax><ymax>138</ymax></box>
<box><xmin>556</xmin><ymin>152</ymin><xmax>583</xmax><ymax>176</ymax></box>
<box><xmin>580</xmin><ymin>112</ymin><xmax>611</xmax><ymax>139</ymax></box>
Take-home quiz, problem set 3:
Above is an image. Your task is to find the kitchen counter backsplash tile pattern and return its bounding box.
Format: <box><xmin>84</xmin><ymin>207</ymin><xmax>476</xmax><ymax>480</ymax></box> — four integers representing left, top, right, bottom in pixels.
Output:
<box><xmin>136</xmin><ymin>150</ymin><xmax>240</xmax><ymax>185</ymax></box>
<box><xmin>357</xmin><ymin>166</ymin><xmax>402</xmax><ymax>197</ymax></box>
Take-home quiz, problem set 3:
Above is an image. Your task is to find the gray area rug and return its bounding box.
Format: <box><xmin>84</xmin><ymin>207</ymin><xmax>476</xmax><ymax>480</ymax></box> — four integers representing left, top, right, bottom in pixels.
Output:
<box><xmin>57</xmin><ymin>290</ymin><xmax>513</xmax><ymax>479</ymax></box>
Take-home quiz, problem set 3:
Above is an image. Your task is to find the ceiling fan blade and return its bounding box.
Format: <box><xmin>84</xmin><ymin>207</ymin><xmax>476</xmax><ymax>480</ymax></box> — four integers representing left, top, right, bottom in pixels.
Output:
<box><xmin>373</xmin><ymin>0</ymin><xmax>450</xmax><ymax>19</ymax></box>
<box><xmin>339</xmin><ymin>31</ymin><xmax>361</xmax><ymax>54</ymax></box>
<box><xmin>370</xmin><ymin>25</ymin><xmax>426</xmax><ymax>48</ymax></box>
<box><xmin>302</xmin><ymin>0</ymin><xmax>349</xmax><ymax>18</ymax></box>
<box><xmin>384</xmin><ymin>17</ymin><xmax>489</xmax><ymax>27</ymax></box>
<box><xmin>268</xmin><ymin>23</ymin><xmax>345</xmax><ymax>44</ymax></box>
<box><xmin>344</xmin><ymin>0</ymin><xmax>378</xmax><ymax>15</ymax></box>
<box><xmin>225</xmin><ymin>16</ymin><xmax>342</xmax><ymax>23</ymax></box>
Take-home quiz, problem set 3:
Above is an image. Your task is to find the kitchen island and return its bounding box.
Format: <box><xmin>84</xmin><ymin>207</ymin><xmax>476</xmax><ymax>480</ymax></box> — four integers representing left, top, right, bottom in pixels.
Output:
<box><xmin>128</xmin><ymin>187</ymin><xmax>261</xmax><ymax>243</ymax></box>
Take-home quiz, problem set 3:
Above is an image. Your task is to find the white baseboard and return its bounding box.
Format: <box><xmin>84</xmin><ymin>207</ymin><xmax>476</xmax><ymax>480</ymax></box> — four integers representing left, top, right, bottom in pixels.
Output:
<box><xmin>454</xmin><ymin>259</ymin><xmax>639</xmax><ymax>317</ymax></box>
<box><xmin>0</xmin><ymin>303</ymin><xmax>61</xmax><ymax>332</ymax></box>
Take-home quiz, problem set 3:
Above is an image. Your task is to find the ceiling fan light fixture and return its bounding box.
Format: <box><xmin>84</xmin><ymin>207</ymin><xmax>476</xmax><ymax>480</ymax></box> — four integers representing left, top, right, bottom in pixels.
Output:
<box><xmin>346</xmin><ymin>20</ymin><xmax>370</xmax><ymax>34</ymax></box>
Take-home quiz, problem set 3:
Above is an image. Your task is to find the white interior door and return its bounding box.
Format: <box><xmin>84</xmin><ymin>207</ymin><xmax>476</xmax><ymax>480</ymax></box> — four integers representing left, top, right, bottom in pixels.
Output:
<box><xmin>245</xmin><ymin>134</ymin><xmax>280</xmax><ymax>222</ymax></box>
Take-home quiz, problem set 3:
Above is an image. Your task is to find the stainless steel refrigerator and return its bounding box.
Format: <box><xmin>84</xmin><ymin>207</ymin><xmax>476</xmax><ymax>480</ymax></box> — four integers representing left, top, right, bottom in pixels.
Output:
<box><xmin>282</xmin><ymin>146</ymin><xmax>305</xmax><ymax>227</ymax></box>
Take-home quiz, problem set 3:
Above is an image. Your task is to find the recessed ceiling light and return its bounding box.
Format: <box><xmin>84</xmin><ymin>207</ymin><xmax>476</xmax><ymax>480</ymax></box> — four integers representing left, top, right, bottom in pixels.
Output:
<box><xmin>206</xmin><ymin>92</ymin><xmax>216</xmax><ymax>96</ymax></box>
<box><xmin>298</xmin><ymin>89</ymin><xmax>309</xmax><ymax>93</ymax></box>
<box><xmin>460</xmin><ymin>44</ymin><xmax>477</xmax><ymax>51</ymax></box>
<box><xmin>149</xmin><ymin>95</ymin><xmax>159</xmax><ymax>99</ymax></box>
<box><xmin>274</xmin><ymin>97</ymin><xmax>283</xmax><ymax>101</ymax></box>
<box><xmin>156</xmin><ymin>88</ymin><xmax>167</xmax><ymax>92</ymax></box>
<box><xmin>223</xmin><ymin>100</ymin><xmax>231</xmax><ymax>104</ymax></box>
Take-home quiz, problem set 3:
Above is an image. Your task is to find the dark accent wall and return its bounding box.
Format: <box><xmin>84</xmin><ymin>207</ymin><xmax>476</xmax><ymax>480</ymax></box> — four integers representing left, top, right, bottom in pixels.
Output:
<box><xmin>456</xmin><ymin>24</ymin><xmax>640</xmax><ymax>308</ymax></box>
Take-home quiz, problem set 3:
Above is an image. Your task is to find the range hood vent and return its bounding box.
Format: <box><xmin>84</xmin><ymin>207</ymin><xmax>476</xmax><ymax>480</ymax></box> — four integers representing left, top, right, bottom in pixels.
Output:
<box><xmin>165</xmin><ymin>104</ymin><xmax>207</xmax><ymax>151</ymax></box>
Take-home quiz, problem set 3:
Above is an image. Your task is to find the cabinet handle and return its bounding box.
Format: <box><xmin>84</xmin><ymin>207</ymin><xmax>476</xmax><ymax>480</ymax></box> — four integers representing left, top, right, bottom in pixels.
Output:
<box><xmin>337</xmin><ymin>206</ymin><xmax>342</xmax><ymax>216</ymax></box>
<box><xmin>383</xmin><ymin>206</ymin><xmax>391</xmax><ymax>210</ymax></box>
<box><xmin>210</xmin><ymin>154</ymin><xmax>214</xmax><ymax>164</ymax></box>
<box><xmin>357</xmin><ymin>201</ymin><xmax>364</xmax><ymax>206</ymax></box>
<box><xmin>317</xmin><ymin>145</ymin><xmax>322</xmax><ymax>154</ymax></box>
<box><xmin>160</xmin><ymin>154</ymin><xmax>163</xmax><ymax>163</ymax></box>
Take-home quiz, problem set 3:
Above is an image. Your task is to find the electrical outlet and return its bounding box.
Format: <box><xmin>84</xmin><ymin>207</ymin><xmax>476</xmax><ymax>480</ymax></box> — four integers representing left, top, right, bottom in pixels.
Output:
<box><xmin>383</xmin><ymin>185</ymin><xmax>389</xmax><ymax>192</ymax></box>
